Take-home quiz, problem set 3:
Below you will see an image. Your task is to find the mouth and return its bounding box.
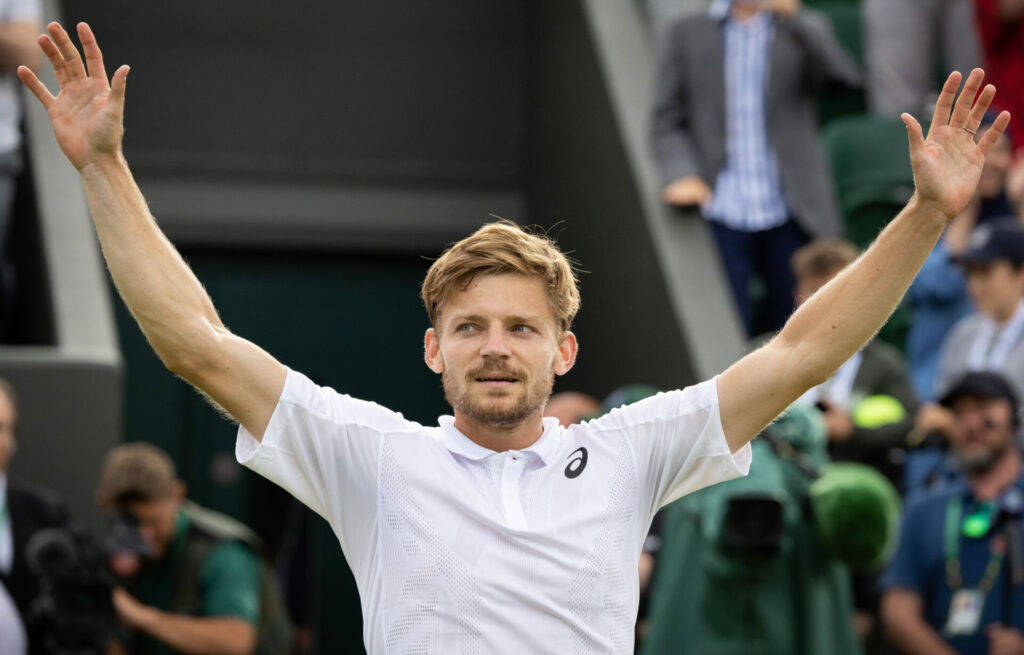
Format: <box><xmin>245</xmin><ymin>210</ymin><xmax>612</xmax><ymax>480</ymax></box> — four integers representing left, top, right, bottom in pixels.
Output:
<box><xmin>473</xmin><ymin>374</ymin><xmax>520</xmax><ymax>389</ymax></box>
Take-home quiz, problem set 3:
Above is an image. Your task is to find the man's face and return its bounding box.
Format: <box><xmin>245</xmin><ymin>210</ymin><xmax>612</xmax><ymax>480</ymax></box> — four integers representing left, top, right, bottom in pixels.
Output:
<box><xmin>949</xmin><ymin>395</ymin><xmax>1016</xmax><ymax>473</ymax></box>
<box><xmin>424</xmin><ymin>273</ymin><xmax>576</xmax><ymax>429</ymax></box>
<box><xmin>965</xmin><ymin>260</ymin><xmax>1024</xmax><ymax>318</ymax></box>
<box><xmin>122</xmin><ymin>492</ymin><xmax>182</xmax><ymax>560</ymax></box>
<box><xmin>977</xmin><ymin>127</ymin><xmax>1012</xmax><ymax>199</ymax></box>
<box><xmin>0</xmin><ymin>392</ymin><xmax>15</xmax><ymax>473</ymax></box>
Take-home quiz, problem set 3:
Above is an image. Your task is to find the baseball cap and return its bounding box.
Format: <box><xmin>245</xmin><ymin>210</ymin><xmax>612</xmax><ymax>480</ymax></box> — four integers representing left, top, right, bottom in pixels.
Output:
<box><xmin>939</xmin><ymin>371</ymin><xmax>1019</xmax><ymax>416</ymax></box>
<box><xmin>954</xmin><ymin>222</ymin><xmax>1024</xmax><ymax>266</ymax></box>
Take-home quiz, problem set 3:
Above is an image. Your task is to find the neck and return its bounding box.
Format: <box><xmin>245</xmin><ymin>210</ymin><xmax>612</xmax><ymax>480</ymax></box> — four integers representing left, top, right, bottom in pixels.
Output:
<box><xmin>992</xmin><ymin>298</ymin><xmax>1023</xmax><ymax>326</ymax></box>
<box><xmin>970</xmin><ymin>450</ymin><xmax>1022</xmax><ymax>501</ymax></box>
<box><xmin>453</xmin><ymin>410</ymin><xmax>546</xmax><ymax>452</ymax></box>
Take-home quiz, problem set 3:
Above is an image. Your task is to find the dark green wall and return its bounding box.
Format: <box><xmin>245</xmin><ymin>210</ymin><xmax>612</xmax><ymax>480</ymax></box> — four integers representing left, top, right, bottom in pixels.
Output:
<box><xmin>114</xmin><ymin>249</ymin><xmax>449</xmax><ymax>653</ymax></box>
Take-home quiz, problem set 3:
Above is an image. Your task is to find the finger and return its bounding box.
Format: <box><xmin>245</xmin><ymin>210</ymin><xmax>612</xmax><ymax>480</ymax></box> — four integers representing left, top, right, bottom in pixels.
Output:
<box><xmin>37</xmin><ymin>35</ymin><xmax>69</xmax><ymax>87</ymax></box>
<box><xmin>978</xmin><ymin>110</ymin><xmax>1011</xmax><ymax>156</ymax></box>
<box><xmin>47</xmin><ymin>22</ymin><xmax>86</xmax><ymax>81</ymax></box>
<box><xmin>930</xmin><ymin>71</ymin><xmax>962</xmax><ymax>134</ymax></box>
<box><xmin>110</xmin><ymin>64</ymin><xmax>129</xmax><ymax>106</ymax></box>
<box><xmin>17</xmin><ymin>66</ymin><xmax>54</xmax><ymax>109</ymax></box>
<box><xmin>950</xmin><ymin>68</ymin><xmax>985</xmax><ymax>129</ymax></box>
<box><xmin>76</xmin><ymin>22</ymin><xmax>107</xmax><ymax>82</ymax></box>
<box><xmin>902</xmin><ymin>113</ymin><xmax>925</xmax><ymax>151</ymax></box>
<box><xmin>965</xmin><ymin>84</ymin><xmax>996</xmax><ymax>135</ymax></box>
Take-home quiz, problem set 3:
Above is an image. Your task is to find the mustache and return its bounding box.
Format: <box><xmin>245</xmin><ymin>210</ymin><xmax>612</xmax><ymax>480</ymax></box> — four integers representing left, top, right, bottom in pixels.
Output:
<box><xmin>467</xmin><ymin>364</ymin><xmax>526</xmax><ymax>380</ymax></box>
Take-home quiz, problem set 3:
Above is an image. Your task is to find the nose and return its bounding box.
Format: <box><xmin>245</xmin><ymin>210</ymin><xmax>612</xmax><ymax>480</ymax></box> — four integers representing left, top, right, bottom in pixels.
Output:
<box><xmin>480</xmin><ymin>324</ymin><xmax>511</xmax><ymax>358</ymax></box>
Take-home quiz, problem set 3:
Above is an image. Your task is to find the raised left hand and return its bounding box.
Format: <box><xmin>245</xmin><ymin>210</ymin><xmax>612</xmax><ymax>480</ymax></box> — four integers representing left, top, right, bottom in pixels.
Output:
<box><xmin>902</xmin><ymin>69</ymin><xmax>1011</xmax><ymax>221</ymax></box>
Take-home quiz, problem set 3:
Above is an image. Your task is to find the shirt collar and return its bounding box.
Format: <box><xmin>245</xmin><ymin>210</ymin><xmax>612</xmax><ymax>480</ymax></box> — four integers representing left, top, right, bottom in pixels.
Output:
<box><xmin>437</xmin><ymin>416</ymin><xmax>563</xmax><ymax>466</ymax></box>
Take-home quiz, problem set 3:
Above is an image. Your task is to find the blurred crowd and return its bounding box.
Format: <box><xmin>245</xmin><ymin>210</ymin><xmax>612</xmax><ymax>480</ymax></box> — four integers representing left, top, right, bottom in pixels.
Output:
<box><xmin>0</xmin><ymin>375</ymin><xmax>301</xmax><ymax>655</ymax></box>
<box><xmin>638</xmin><ymin>0</ymin><xmax>1024</xmax><ymax>652</ymax></box>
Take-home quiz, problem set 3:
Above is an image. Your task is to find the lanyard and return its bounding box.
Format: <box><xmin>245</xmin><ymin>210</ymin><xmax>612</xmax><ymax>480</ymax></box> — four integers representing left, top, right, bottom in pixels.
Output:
<box><xmin>945</xmin><ymin>496</ymin><xmax>1006</xmax><ymax>593</ymax></box>
<box><xmin>967</xmin><ymin>300</ymin><xmax>1024</xmax><ymax>372</ymax></box>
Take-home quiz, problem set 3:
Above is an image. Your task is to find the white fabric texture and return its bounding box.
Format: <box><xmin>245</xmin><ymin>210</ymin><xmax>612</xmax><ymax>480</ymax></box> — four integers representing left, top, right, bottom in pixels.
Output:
<box><xmin>237</xmin><ymin>368</ymin><xmax>751</xmax><ymax>654</ymax></box>
<box><xmin>0</xmin><ymin>576</ymin><xmax>25</xmax><ymax>655</ymax></box>
<box><xmin>0</xmin><ymin>474</ymin><xmax>11</xmax><ymax>576</ymax></box>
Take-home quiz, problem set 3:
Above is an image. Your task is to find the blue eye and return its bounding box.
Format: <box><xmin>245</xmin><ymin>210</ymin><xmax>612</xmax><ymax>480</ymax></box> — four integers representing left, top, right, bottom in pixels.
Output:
<box><xmin>457</xmin><ymin>324</ymin><xmax>476</xmax><ymax>332</ymax></box>
<box><xmin>512</xmin><ymin>325</ymin><xmax>533</xmax><ymax>333</ymax></box>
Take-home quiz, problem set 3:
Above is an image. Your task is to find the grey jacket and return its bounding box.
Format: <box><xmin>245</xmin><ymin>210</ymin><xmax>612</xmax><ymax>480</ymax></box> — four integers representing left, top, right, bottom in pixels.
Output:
<box><xmin>935</xmin><ymin>312</ymin><xmax>1024</xmax><ymax>402</ymax></box>
<box><xmin>650</xmin><ymin>10</ymin><xmax>862</xmax><ymax>237</ymax></box>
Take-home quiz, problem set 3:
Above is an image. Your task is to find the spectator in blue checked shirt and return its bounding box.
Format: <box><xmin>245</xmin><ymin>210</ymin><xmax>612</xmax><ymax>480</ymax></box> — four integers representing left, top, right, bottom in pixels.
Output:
<box><xmin>650</xmin><ymin>0</ymin><xmax>861</xmax><ymax>335</ymax></box>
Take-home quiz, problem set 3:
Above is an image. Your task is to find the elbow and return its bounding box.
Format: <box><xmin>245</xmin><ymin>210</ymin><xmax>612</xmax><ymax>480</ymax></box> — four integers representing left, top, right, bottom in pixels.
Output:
<box><xmin>160</xmin><ymin>321</ymin><xmax>228</xmax><ymax>381</ymax></box>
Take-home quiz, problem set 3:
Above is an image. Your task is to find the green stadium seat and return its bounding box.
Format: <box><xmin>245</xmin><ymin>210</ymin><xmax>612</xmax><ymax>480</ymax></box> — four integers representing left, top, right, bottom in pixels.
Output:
<box><xmin>813</xmin><ymin>2</ymin><xmax>867</xmax><ymax>125</ymax></box>
<box><xmin>824</xmin><ymin>115</ymin><xmax>917</xmax><ymax>349</ymax></box>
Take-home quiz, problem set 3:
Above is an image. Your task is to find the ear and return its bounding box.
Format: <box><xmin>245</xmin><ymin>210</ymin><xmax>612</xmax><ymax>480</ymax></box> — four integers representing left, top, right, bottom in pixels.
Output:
<box><xmin>172</xmin><ymin>480</ymin><xmax>187</xmax><ymax>503</ymax></box>
<box><xmin>424</xmin><ymin>328</ymin><xmax>445</xmax><ymax>374</ymax></box>
<box><xmin>554</xmin><ymin>331</ymin><xmax>579</xmax><ymax>376</ymax></box>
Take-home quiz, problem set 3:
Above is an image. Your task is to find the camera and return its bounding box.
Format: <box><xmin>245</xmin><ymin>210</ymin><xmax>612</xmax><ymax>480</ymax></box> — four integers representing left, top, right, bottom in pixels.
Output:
<box><xmin>25</xmin><ymin>513</ymin><xmax>151</xmax><ymax>655</ymax></box>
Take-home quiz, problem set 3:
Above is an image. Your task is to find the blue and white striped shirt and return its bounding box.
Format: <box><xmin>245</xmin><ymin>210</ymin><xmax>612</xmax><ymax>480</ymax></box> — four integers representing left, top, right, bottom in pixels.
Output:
<box><xmin>703</xmin><ymin>8</ymin><xmax>790</xmax><ymax>232</ymax></box>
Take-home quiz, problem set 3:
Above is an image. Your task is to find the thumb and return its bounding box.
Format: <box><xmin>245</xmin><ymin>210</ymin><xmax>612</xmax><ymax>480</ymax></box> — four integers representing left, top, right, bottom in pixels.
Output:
<box><xmin>901</xmin><ymin>114</ymin><xmax>925</xmax><ymax>152</ymax></box>
<box><xmin>110</xmin><ymin>64</ymin><xmax>129</xmax><ymax>104</ymax></box>
<box><xmin>902</xmin><ymin>113</ymin><xmax>925</xmax><ymax>152</ymax></box>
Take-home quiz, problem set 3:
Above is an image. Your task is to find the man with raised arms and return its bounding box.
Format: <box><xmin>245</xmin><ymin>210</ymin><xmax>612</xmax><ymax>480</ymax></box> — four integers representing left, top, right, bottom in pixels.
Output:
<box><xmin>17</xmin><ymin>21</ymin><xmax>1011</xmax><ymax>655</ymax></box>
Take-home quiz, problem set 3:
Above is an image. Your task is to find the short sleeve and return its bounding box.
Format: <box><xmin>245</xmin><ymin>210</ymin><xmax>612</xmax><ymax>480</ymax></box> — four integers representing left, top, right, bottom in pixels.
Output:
<box><xmin>0</xmin><ymin>0</ymin><xmax>40</xmax><ymax>22</ymax></box>
<box><xmin>236</xmin><ymin>368</ymin><xmax>420</xmax><ymax>561</ymax></box>
<box><xmin>587</xmin><ymin>376</ymin><xmax>751</xmax><ymax>517</ymax></box>
<box><xmin>199</xmin><ymin>541</ymin><xmax>261</xmax><ymax>624</ymax></box>
<box><xmin>878</xmin><ymin>498</ymin><xmax>930</xmax><ymax>594</ymax></box>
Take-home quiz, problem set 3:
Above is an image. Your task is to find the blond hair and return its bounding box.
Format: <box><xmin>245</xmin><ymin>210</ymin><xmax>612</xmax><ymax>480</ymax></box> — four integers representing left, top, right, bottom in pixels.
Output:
<box><xmin>421</xmin><ymin>220</ymin><xmax>581</xmax><ymax>332</ymax></box>
<box><xmin>791</xmin><ymin>237</ymin><xmax>860</xmax><ymax>280</ymax></box>
<box><xmin>96</xmin><ymin>442</ymin><xmax>178</xmax><ymax>506</ymax></box>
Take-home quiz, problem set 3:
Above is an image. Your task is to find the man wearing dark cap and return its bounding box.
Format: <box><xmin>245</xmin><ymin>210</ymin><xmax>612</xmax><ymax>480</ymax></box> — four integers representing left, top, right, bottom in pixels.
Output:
<box><xmin>882</xmin><ymin>371</ymin><xmax>1024</xmax><ymax>655</ymax></box>
<box><xmin>917</xmin><ymin>222</ymin><xmax>1024</xmax><ymax>441</ymax></box>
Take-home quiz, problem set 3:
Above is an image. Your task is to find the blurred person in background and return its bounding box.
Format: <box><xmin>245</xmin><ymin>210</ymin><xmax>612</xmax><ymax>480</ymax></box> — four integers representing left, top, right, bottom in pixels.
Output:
<box><xmin>19</xmin><ymin>18</ymin><xmax>1010</xmax><ymax>654</ymax></box>
<box><xmin>790</xmin><ymin>238</ymin><xmax>917</xmax><ymax>654</ymax></box>
<box><xmin>881</xmin><ymin>371</ymin><xmax>1024</xmax><ymax>655</ymax></box>
<box><xmin>864</xmin><ymin>0</ymin><xmax>981</xmax><ymax>117</ymax></box>
<box><xmin>907</xmin><ymin>112</ymin><xmax>1022</xmax><ymax>401</ymax></box>
<box><xmin>96</xmin><ymin>442</ymin><xmax>291</xmax><ymax>655</ymax></box>
<box><xmin>0</xmin><ymin>377</ymin><xmax>68</xmax><ymax>654</ymax></box>
<box><xmin>790</xmin><ymin>238</ymin><xmax>918</xmax><ymax>489</ymax></box>
<box><xmin>0</xmin><ymin>0</ymin><xmax>38</xmax><ymax>336</ymax></box>
<box><xmin>651</xmin><ymin>0</ymin><xmax>861</xmax><ymax>336</ymax></box>
<box><xmin>915</xmin><ymin>223</ymin><xmax>1024</xmax><ymax>447</ymax></box>
<box><xmin>972</xmin><ymin>0</ymin><xmax>1024</xmax><ymax>154</ymax></box>
<box><xmin>543</xmin><ymin>390</ymin><xmax>600</xmax><ymax>428</ymax></box>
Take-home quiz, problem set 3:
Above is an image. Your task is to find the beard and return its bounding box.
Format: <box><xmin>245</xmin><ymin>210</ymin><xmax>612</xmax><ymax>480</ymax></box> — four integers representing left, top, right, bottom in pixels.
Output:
<box><xmin>443</xmin><ymin>362</ymin><xmax>554</xmax><ymax>428</ymax></box>
<box><xmin>959</xmin><ymin>439</ymin><xmax>1012</xmax><ymax>474</ymax></box>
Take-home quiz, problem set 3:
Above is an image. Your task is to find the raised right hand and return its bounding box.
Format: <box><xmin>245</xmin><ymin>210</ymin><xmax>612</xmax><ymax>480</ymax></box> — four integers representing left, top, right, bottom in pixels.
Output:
<box><xmin>660</xmin><ymin>175</ymin><xmax>712</xmax><ymax>208</ymax></box>
<box><xmin>17</xmin><ymin>22</ymin><xmax>129</xmax><ymax>170</ymax></box>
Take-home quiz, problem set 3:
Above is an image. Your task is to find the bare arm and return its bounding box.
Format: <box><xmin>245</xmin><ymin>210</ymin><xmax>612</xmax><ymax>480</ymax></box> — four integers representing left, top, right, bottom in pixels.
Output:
<box><xmin>18</xmin><ymin>23</ymin><xmax>284</xmax><ymax>439</ymax></box>
<box><xmin>880</xmin><ymin>589</ymin><xmax>958</xmax><ymax>655</ymax></box>
<box><xmin>718</xmin><ymin>69</ymin><xmax>1011</xmax><ymax>451</ymax></box>
<box><xmin>134</xmin><ymin>614</ymin><xmax>255</xmax><ymax>655</ymax></box>
<box><xmin>0</xmin><ymin>20</ymin><xmax>39</xmax><ymax>71</ymax></box>
<box><xmin>114</xmin><ymin>587</ymin><xmax>255</xmax><ymax>655</ymax></box>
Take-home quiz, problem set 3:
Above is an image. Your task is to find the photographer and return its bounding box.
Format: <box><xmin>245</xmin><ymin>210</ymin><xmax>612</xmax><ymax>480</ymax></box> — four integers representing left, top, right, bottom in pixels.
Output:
<box><xmin>0</xmin><ymin>377</ymin><xmax>69</xmax><ymax>654</ymax></box>
<box><xmin>96</xmin><ymin>443</ymin><xmax>289</xmax><ymax>655</ymax></box>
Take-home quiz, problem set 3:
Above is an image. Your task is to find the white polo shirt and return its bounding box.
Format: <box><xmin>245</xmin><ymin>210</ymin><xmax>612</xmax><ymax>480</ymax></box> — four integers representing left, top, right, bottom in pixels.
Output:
<box><xmin>236</xmin><ymin>368</ymin><xmax>751</xmax><ymax>654</ymax></box>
